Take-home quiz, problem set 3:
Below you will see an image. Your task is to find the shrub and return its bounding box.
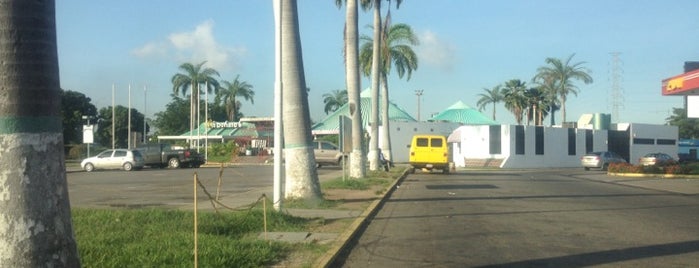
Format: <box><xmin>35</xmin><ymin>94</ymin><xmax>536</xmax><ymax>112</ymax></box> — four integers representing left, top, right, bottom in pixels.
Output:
<box><xmin>608</xmin><ymin>162</ymin><xmax>642</xmax><ymax>173</ymax></box>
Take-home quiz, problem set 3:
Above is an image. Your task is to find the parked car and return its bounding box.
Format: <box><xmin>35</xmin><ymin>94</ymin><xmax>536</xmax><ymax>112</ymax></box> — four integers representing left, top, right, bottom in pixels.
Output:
<box><xmin>409</xmin><ymin>135</ymin><xmax>450</xmax><ymax>174</ymax></box>
<box><xmin>581</xmin><ymin>151</ymin><xmax>626</xmax><ymax>171</ymax></box>
<box><xmin>312</xmin><ymin>141</ymin><xmax>345</xmax><ymax>168</ymax></box>
<box><xmin>81</xmin><ymin>149</ymin><xmax>145</xmax><ymax>172</ymax></box>
<box><xmin>639</xmin><ymin>153</ymin><xmax>677</xmax><ymax>166</ymax></box>
<box><xmin>135</xmin><ymin>143</ymin><xmax>204</xmax><ymax>168</ymax></box>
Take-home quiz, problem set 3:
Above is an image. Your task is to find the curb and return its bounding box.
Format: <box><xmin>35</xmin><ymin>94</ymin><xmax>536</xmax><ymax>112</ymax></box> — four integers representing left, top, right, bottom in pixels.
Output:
<box><xmin>313</xmin><ymin>168</ymin><xmax>410</xmax><ymax>268</ymax></box>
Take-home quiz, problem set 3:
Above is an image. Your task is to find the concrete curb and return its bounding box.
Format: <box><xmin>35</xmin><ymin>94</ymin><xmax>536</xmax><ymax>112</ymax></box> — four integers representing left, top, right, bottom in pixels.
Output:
<box><xmin>608</xmin><ymin>172</ymin><xmax>699</xmax><ymax>179</ymax></box>
<box><xmin>313</xmin><ymin>168</ymin><xmax>410</xmax><ymax>268</ymax></box>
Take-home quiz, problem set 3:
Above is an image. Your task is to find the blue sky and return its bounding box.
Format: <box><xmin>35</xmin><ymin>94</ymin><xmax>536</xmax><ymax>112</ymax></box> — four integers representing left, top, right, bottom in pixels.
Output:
<box><xmin>56</xmin><ymin>1</ymin><xmax>698</xmax><ymax>125</ymax></box>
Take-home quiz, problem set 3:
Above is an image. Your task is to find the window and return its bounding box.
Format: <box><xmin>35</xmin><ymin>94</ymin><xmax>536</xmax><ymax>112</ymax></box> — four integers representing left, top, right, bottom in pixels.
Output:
<box><xmin>585</xmin><ymin>130</ymin><xmax>593</xmax><ymax>153</ymax></box>
<box><xmin>515</xmin><ymin>126</ymin><xmax>525</xmax><ymax>155</ymax></box>
<box><xmin>633</xmin><ymin>138</ymin><xmax>654</xmax><ymax>145</ymax></box>
<box><xmin>430</xmin><ymin>138</ymin><xmax>443</xmax><ymax>147</ymax></box>
<box><xmin>113</xmin><ymin>150</ymin><xmax>127</xmax><ymax>157</ymax></box>
<box><xmin>535</xmin><ymin>126</ymin><xmax>544</xmax><ymax>155</ymax></box>
<box><xmin>567</xmin><ymin>128</ymin><xmax>576</xmax><ymax>155</ymax></box>
<box><xmin>416</xmin><ymin>138</ymin><xmax>429</xmax><ymax>147</ymax></box>
<box><xmin>657</xmin><ymin>139</ymin><xmax>676</xmax><ymax>145</ymax></box>
<box><xmin>489</xmin><ymin>125</ymin><xmax>501</xmax><ymax>154</ymax></box>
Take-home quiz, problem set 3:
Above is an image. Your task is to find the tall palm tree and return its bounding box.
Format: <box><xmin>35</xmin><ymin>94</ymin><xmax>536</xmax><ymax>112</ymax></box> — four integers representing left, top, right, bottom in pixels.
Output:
<box><xmin>281</xmin><ymin>0</ymin><xmax>322</xmax><ymax>201</ymax></box>
<box><xmin>0</xmin><ymin>0</ymin><xmax>80</xmax><ymax>265</ymax></box>
<box><xmin>476</xmin><ymin>85</ymin><xmax>503</xmax><ymax>121</ymax></box>
<box><xmin>322</xmin><ymin>89</ymin><xmax>348</xmax><ymax>114</ymax></box>
<box><xmin>171</xmin><ymin>61</ymin><xmax>220</xmax><ymax>146</ymax></box>
<box><xmin>534</xmin><ymin>54</ymin><xmax>593</xmax><ymax>123</ymax></box>
<box><xmin>359</xmin><ymin>22</ymin><xmax>417</xmax><ymax>162</ymax></box>
<box><xmin>218</xmin><ymin>75</ymin><xmax>254</xmax><ymax>122</ymax></box>
<box><xmin>366</xmin><ymin>0</ymin><xmax>383</xmax><ymax>171</ymax></box>
<box><xmin>502</xmin><ymin>79</ymin><xmax>528</xmax><ymax>125</ymax></box>
<box><xmin>335</xmin><ymin>0</ymin><xmax>370</xmax><ymax>178</ymax></box>
<box><xmin>525</xmin><ymin>87</ymin><xmax>548</xmax><ymax>125</ymax></box>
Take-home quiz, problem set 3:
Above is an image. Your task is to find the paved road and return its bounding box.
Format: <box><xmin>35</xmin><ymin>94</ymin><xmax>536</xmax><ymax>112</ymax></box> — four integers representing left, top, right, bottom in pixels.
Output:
<box><xmin>67</xmin><ymin>165</ymin><xmax>342</xmax><ymax>210</ymax></box>
<box><xmin>336</xmin><ymin>169</ymin><xmax>699</xmax><ymax>267</ymax></box>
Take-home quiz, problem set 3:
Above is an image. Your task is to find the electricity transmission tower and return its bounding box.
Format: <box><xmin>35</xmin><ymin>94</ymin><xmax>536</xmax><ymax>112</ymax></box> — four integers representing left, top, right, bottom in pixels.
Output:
<box><xmin>609</xmin><ymin>52</ymin><xmax>624</xmax><ymax>122</ymax></box>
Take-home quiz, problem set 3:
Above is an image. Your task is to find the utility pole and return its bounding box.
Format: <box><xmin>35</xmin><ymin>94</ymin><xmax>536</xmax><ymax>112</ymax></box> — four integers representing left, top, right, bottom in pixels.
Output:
<box><xmin>415</xmin><ymin>89</ymin><xmax>424</xmax><ymax>121</ymax></box>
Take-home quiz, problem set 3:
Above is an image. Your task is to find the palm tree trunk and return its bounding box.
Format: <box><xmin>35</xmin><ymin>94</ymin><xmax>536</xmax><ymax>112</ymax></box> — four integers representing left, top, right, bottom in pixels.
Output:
<box><xmin>0</xmin><ymin>0</ymin><xmax>80</xmax><ymax>266</ymax></box>
<box><xmin>368</xmin><ymin>0</ymin><xmax>382</xmax><ymax>171</ymax></box>
<box><xmin>380</xmin><ymin>74</ymin><xmax>392</xmax><ymax>161</ymax></box>
<box><xmin>281</xmin><ymin>0</ymin><xmax>322</xmax><ymax>201</ymax></box>
<box><xmin>345</xmin><ymin>0</ymin><xmax>366</xmax><ymax>178</ymax></box>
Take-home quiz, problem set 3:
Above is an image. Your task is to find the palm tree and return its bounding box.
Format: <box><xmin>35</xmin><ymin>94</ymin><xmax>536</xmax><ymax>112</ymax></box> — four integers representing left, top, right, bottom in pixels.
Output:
<box><xmin>366</xmin><ymin>0</ymin><xmax>383</xmax><ymax>171</ymax></box>
<box><xmin>525</xmin><ymin>87</ymin><xmax>548</xmax><ymax>125</ymax></box>
<box><xmin>502</xmin><ymin>79</ymin><xmax>528</xmax><ymax>125</ymax></box>
<box><xmin>359</xmin><ymin>22</ymin><xmax>417</xmax><ymax>162</ymax></box>
<box><xmin>335</xmin><ymin>0</ymin><xmax>370</xmax><ymax>179</ymax></box>
<box><xmin>171</xmin><ymin>61</ymin><xmax>220</xmax><ymax>146</ymax></box>
<box><xmin>534</xmin><ymin>54</ymin><xmax>593</xmax><ymax>123</ymax></box>
<box><xmin>218</xmin><ymin>75</ymin><xmax>254</xmax><ymax>122</ymax></box>
<box><xmin>322</xmin><ymin>89</ymin><xmax>348</xmax><ymax>114</ymax></box>
<box><xmin>476</xmin><ymin>85</ymin><xmax>503</xmax><ymax>121</ymax></box>
<box><xmin>0</xmin><ymin>0</ymin><xmax>80</xmax><ymax>265</ymax></box>
<box><xmin>280</xmin><ymin>0</ymin><xmax>322</xmax><ymax>201</ymax></box>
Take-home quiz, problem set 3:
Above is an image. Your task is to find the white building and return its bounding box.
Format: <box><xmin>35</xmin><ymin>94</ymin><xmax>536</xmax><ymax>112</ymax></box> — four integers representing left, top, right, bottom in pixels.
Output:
<box><xmin>448</xmin><ymin>123</ymin><xmax>678</xmax><ymax>169</ymax></box>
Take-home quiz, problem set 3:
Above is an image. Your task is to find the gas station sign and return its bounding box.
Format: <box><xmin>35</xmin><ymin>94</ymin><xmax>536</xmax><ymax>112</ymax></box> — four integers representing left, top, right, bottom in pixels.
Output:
<box><xmin>662</xmin><ymin>69</ymin><xmax>699</xmax><ymax>95</ymax></box>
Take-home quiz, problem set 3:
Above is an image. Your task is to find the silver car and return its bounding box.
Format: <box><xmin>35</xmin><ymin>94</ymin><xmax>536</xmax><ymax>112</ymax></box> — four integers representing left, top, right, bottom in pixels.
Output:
<box><xmin>313</xmin><ymin>141</ymin><xmax>345</xmax><ymax>168</ymax></box>
<box><xmin>581</xmin><ymin>151</ymin><xmax>626</xmax><ymax>171</ymax></box>
<box><xmin>81</xmin><ymin>149</ymin><xmax>145</xmax><ymax>172</ymax></box>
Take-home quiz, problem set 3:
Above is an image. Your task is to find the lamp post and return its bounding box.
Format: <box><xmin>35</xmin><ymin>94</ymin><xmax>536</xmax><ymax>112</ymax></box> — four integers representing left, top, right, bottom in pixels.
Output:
<box><xmin>143</xmin><ymin>85</ymin><xmax>147</xmax><ymax>144</ymax></box>
<box><xmin>415</xmin><ymin>89</ymin><xmax>424</xmax><ymax>121</ymax></box>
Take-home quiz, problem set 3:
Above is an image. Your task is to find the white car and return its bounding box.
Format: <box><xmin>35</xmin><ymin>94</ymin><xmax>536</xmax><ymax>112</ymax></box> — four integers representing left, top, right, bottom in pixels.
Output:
<box><xmin>81</xmin><ymin>149</ymin><xmax>145</xmax><ymax>172</ymax></box>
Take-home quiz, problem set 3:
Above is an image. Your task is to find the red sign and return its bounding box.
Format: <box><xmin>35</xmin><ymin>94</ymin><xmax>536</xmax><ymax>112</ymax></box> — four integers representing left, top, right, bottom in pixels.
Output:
<box><xmin>662</xmin><ymin>69</ymin><xmax>699</xmax><ymax>95</ymax></box>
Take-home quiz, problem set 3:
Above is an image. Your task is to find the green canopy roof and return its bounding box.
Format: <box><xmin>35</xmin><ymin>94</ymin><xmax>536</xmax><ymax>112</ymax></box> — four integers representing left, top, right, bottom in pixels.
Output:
<box><xmin>312</xmin><ymin>89</ymin><xmax>416</xmax><ymax>135</ymax></box>
<box><xmin>429</xmin><ymin>101</ymin><xmax>499</xmax><ymax>125</ymax></box>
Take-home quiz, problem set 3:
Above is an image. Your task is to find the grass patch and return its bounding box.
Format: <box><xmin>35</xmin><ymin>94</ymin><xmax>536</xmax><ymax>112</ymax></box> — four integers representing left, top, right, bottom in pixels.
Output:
<box><xmin>72</xmin><ymin>207</ymin><xmax>316</xmax><ymax>267</ymax></box>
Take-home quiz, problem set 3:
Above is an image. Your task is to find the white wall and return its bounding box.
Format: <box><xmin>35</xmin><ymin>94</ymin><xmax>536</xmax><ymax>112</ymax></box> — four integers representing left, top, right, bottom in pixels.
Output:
<box><xmin>627</xmin><ymin>123</ymin><xmax>679</xmax><ymax>164</ymax></box>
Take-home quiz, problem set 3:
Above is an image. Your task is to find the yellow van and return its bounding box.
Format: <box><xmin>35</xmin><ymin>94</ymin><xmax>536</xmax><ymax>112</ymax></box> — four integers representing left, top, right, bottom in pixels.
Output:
<box><xmin>409</xmin><ymin>135</ymin><xmax>450</xmax><ymax>173</ymax></box>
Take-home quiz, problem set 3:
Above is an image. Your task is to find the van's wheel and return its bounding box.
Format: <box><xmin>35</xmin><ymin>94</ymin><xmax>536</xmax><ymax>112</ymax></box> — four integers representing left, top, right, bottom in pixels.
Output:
<box><xmin>168</xmin><ymin>158</ymin><xmax>180</xmax><ymax>168</ymax></box>
<box><xmin>123</xmin><ymin>162</ymin><xmax>133</xmax><ymax>171</ymax></box>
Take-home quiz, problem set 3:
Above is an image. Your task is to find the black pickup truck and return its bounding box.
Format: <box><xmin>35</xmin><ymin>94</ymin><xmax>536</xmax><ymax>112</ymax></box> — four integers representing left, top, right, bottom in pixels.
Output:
<box><xmin>135</xmin><ymin>143</ymin><xmax>204</xmax><ymax>168</ymax></box>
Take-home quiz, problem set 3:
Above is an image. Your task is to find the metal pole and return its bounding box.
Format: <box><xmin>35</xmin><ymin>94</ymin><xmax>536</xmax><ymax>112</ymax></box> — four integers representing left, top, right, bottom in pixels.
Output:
<box><xmin>273</xmin><ymin>0</ymin><xmax>284</xmax><ymax>211</ymax></box>
<box><xmin>143</xmin><ymin>85</ymin><xmax>147</xmax><ymax>143</ymax></box>
<box><xmin>128</xmin><ymin>84</ymin><xmax>132</xmax><ymax>149</ymax></box>
<box><xmin>112</xmin><ymin>84</ymin><xmax>115</xmax><ymax>149</ymax></box>
<box><xmin>415</xmin><ymin>89</ymin><xmax>424</xmax><ymax>121</ymax></box>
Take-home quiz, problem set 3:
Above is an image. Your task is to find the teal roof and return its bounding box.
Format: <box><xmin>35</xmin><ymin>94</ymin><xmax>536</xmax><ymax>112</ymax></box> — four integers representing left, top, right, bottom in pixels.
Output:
<box><xmin>312</xmin><ymin>89</ymin><xmax>416</xmax><ymax>134</ymax></box>
<box><xmin>429</xmin><ymin>101</ymin><xmax>499</xmax><ymax>125</ymax></box>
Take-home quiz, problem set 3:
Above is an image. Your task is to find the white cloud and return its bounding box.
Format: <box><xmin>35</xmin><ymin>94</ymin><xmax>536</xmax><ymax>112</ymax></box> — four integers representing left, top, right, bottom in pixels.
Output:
<box><xmin>417</xmin><ymin>30</ymin><xmax>456</xmax><ymax>72</ymax></box>
<box><xmin>132</xmin><ymin>20</ymin><xmax>246</xmax><ymax>71</ymax></box>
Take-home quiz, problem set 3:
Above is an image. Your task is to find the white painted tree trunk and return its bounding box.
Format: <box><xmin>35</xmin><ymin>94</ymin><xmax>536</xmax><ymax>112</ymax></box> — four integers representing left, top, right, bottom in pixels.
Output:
<box><xmin>345</xmin><ymin>0</ymin><xmax>366</xmax><ymax>178</ymax></box>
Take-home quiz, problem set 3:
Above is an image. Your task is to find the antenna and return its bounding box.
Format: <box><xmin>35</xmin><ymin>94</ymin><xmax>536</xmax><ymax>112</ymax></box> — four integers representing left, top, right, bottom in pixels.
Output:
<box><xmin>609</xmin><ymin>52</ymin><xmax>624</xmax><ymax>122</ymax></box>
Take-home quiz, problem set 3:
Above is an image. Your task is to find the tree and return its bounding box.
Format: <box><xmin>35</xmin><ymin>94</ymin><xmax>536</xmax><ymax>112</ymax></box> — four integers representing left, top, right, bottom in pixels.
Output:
<box><xmin>171</xmin><ymin>61</ymin><xmax>220</xmax><ymax>146</ymax></box>
<box><xmin>322</xmin><ymin>89</ymin><xmax>348</xmax><ymax>114</ymax></box>
<box><xmin>666</xmin><ymin>108</ymin><xmax>699</xmax><ymax>139</ymax></box>
<box><xmin>534</xmin><ymin>54</ymin><xmax>593</xmax><ymax>123</ymax></box>
<box><xmin>61</xmin><ymin>89</ymin><xmax>98</xmax><ymax>145</ymax></box>
<box><xmin>96</xmin><ymin>105</ymin><xmax>146</xmax><ymax>148</ymax></box>
<box><xmin>476</xmin><ymin>85</ymin><xmax>503</xmax><ymax>121</ymax></box>
<box><xmin>152</xmin><ymin>94</ymin><xmax>191</xmax><ymax>136</ymax></box>
<box><xmin>360</xmin><ymin>21</ymin><xmax>416</xmax><ymax>163</ymax></box>
<box><xmin>217</xmin><ymin>75</ymin><xmax>254</xmax><ymax>122</ymax></box>
<box><xmin>502</xmin><ymin>79</ymin><xmax>528</xmax><ymax>125</ymax></box>
<box><xmin>0</xmin><ymin>0</ymin><xmax>81</xmax><ymax>265</ymax></box>
<box><xmin>280</xmin><ymin>0</ymin><xmax>322</xmax><ymax>201</ymax></box>
<box><xmin>336</xmin><ymin>0</ymin><xmax>369</xmax><ymax>178</ymax></box>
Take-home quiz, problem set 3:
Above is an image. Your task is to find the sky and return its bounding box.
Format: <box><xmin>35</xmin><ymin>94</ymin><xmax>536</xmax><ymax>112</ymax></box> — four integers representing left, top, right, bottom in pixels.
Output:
<box><xmin>56</xmin><ymin>0</ymin><xmax>699</xmax><ymax>126</ymax></box>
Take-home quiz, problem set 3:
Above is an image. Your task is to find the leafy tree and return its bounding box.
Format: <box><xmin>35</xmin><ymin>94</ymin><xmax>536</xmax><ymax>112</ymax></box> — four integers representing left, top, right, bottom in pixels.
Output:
<box><xmin>171</xmin><ymin>61</ymin><xmax>220</xmax><ymax>145</ymax></box>
<box><xmin>217</xmin><ymin>75</ymin><xmax>254</xmax><ymax>122</ymax></box>
<box><xmin>0</xmin><ymin>0</ymin><xmax>80</xmax><ymax>265</ymax></box>
<box><xmin>476</xmin><ymin>85</ymin><xmax>503</xmax><ymax>121</ymax></box>
<box><xmin>95</xmin><ymin>105</ymin><xmax>146</xmax><ymax>148</ymax></box>
<box><xmin>322</xmin><ymin>89</ymin><xmax>348</xmax><ymax>114</ymax></box>
<box><xmin>360</xmin><ymin>21</ymin><xmax>417</xmax><ymax>163</ymax></box>
<box><xmin>666</xmin><ymin>108</ymin><xmax>699</xmax><ymax>139</ymax></box>
<box><xmin>152</xmin><ymin>94</ymin><xmax>191</xmax><ymax>136</ymax></box>
<box><xmin>534</xmin><ymin>54</ymin><xmax>593</xmax><ymax>123</ymax></box>
<box><xmin>280</xmin><ymin>0</ymin><xmax>322</xmax><ymax>201</ymax></box>
<box><xmin>335</xmin><ymin>0</ymin><xmax>370</xmax><ymax>179</ymax></box>
<box><xmin>502</xmin><ymin>79</ymin><xmax>528</xmax><ymax>125</ymax></box>
<box><xmin>61</xmin><ymin>89</ymin><xmax>98</xmax><ymax>145</ymax></box>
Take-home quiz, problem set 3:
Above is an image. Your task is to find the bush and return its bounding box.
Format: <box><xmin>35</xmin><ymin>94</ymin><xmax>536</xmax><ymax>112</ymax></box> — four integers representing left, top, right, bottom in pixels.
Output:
<box><xmin>609</xmin><ymin>162</ymin><xmax>693</xmax><ymax>175</ymax></box>
<box><xmin>608</xmin><ymin>162</ymin><xmax>642</xmax><ymax>173</ymax></box>
<box><xmin>208</xmin><ymin>141</ymin><xmax>238</xmax><ymax>162</ymax></box>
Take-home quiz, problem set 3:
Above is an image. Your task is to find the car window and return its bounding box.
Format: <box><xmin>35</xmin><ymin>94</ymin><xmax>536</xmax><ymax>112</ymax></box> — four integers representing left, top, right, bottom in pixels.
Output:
<box><xmin>313</xmin><ymin>142</ymin><xmax>320</xmax><ymax>149</ymax></box>
<box><xmin>431</xmin><ymin>138</ymin><xmax>443</xmax><ymax>147</ymax></box>
<box><xmin>416</xmin><ymin>138</ymin><xmax>428</xmax><ymax>147</ymax></box>
<box><xmin>321</xmin><ymin>142</ymin><xmax>337</xmax><ymax>150</ymax></box>
<box><xmin>132</xmin><ymin>150</ymin><xmax>142</xmax><ymax>158</ymax></box>
<box><xmin>113</xmin><ymin>150</ymin><xmax>127</xmax><ymax>157</ymax></box>
<box><xmin>97</xmin><ymin>150</ymin><xmax>113</xmax><ymax>158</ymax></box>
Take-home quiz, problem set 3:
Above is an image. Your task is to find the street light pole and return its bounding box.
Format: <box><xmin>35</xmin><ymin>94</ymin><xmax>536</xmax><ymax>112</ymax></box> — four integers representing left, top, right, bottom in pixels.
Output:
<box><xmin>143</xmin><ymin>85</ymin><xmax>147</xmax><ymax>144</ymax></box>
<box><xmin>415</xmin><ymin>89</ymin><xmax>424</xmax><ymax>121</ymax></box>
